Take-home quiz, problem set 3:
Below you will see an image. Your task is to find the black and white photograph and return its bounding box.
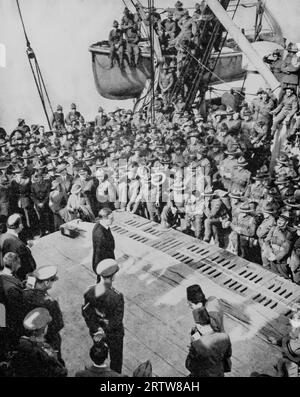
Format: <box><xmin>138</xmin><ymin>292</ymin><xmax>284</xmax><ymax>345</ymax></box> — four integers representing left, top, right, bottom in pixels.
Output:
<box><xmin>1</xmin><ymin>0</ymin><xmax>300</xmax><ymax>382</ymax></box>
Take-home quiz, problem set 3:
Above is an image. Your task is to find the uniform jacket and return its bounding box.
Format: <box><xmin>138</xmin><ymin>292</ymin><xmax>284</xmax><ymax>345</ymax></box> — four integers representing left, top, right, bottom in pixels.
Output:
<box><xmin>0</xmin><ymin>232</ymin><xmax>36</xmax><ymax>281</ymax></box>
<box><xmin>231</xmin><ymin>168</ymin><xmax>251</xmax><ymax>194</ymax></box>
<box><xmin>31</xmin><ymin>179</ymin><xmax>51</xmax><ymax>206</ymax></box>
<box><xmin>281</xmin><ymin>54</ymin><xmax>300</xmax><ymax>86</ymax></box>
<box><xmin>92</xmin><ymin>223</ymin><xmax>115</xmax><ymax>273</ymax></box>
<box><xmin>265</xmin><ymin>226</ymin><xmax>293</xmax><ymax>262</ymax></box>
<box><xmin>273</xmin><ymin>93</ymin><xmax>298</xmax><ymax>118</ymax></box>
<box><xmin>257</xmin><ymin>216</ymin><xmax>277</xmax><ymax>242</ymax></box>
<box><xmin>82</xmin><ymin>285</ymin><xmax>124</xmax><ymax>336</ymax></box>
<box><xmin>236</xmin><ymin>212</ymin><xmax>258</xmax><ymax>238</ymax></box>
<box><xmin>22</xmin><ymin>288</ymin><xmax>64</xmax><ymax>350</ymax></box>
<box><xmin>204</xmin><ymin>198</ymin><xmax>225</xmax><ymax>220</ymax></box>
<box><xmin>0</xmin><ymin>273</ymin><xmax>24</xmax><ymax>334</ymax></box>
<box><xmin>11</xmin><ymin>337</ymin><xmax>67</xmax><ymax>377</ymax></box>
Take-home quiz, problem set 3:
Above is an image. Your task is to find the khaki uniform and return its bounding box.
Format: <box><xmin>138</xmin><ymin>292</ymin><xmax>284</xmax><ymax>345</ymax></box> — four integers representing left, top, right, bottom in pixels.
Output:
<box><xmin>219</xmin><ymin>157</ymin><xmax>238</xmax><ymax>192</ymax></box>
<box><xmin>262</xmin><ymin>226</ymin><xmax>293</xmax><ymax>279</ymax></box>
<box><xmin>256</xmin><ymin>215</ymin><xmax>277</xmax><ymax>249</ymax></box>
<box><xmin>231</xmin><ymin>167</ymin><xmax>251</xmax><ymax>195</ymax></box>
<box><xmin>234</xmin><ymin>212</ymin><xmax>258</xmax><ymax>260</ymax></box>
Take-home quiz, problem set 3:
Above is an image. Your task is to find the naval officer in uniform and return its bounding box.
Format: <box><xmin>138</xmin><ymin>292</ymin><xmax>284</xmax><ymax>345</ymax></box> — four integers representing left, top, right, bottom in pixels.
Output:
<box><xmin>11</xmin><ymin>307</ymin><xmax>67</xmax><ymax>377</ymax></box>
<box><xmin>82</xmin><ymin>259</ymin><xmax>124</xmax><ymax>374</ymax></box>
<box><xmin>22</xmin><ymin>265</ymin><xmax>65</xmax><ymax>364</ymax></box>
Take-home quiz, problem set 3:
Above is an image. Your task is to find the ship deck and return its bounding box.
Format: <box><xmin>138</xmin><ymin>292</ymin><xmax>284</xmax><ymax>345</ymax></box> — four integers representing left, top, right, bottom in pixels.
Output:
<box><xmin>31</xmin><ymin>212</ymin><xmax>300</xmax><ymax>377</ymax></box>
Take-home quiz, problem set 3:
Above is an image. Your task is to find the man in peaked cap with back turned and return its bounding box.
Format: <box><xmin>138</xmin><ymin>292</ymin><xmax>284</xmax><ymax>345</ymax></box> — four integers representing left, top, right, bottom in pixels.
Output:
<box><xmin>82</xmin><ymin>258</ymin><xmax>124</xmax><ymax>374</ymax></box>
<box><xmin>22</xmin><ymin>265</ymin><xmax>65</xmax><ymax>364</ymax></box>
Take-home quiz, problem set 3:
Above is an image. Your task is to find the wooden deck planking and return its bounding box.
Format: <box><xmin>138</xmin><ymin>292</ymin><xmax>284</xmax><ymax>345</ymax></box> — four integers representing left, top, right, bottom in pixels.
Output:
<box><xmin>31</xmin><ymin>216</ymin><xmax>292</xmax><ymax>377</ymax></box>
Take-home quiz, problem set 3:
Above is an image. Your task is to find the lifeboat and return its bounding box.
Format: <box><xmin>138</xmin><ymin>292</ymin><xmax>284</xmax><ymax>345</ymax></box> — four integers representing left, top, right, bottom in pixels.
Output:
<box><xmin>89</xmin><ymin>40</ymin><xmax>246</xmax><ymax>101</ymax></box>
<box><xmin>89</xmin><ymin>40</ymin><xmax>153</xmax><ymax>100</ymax></box>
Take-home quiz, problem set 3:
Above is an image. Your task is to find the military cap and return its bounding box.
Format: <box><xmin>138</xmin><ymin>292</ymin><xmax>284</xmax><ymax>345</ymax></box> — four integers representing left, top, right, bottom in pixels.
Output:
<box><xmin>284</xmin><ymin>197</ymin><xmax>300</xmax><ymax>209</ymax></box>
<box><xmin>34</xmin><ymin>265</ymin><xmax>58</xmax><ymax>281</ymax></box>
<box><xmin>225</xmin><ymin>147</ymin><xmax>238</xmax><ymax>156</ymax></box>
<box><xmin>277</xmin><ymin>153</ymin><xmax>290</xmax><ymax>165</ymax></box>
<box><xmin>71</xmin><ymin>103</ymin><xmax>77</xmax><ymax>109</ymax></box>
<box><xmin>51</xmin><ymin>179</ymin><xmax>61</xmax><ymax>190</ymax></box>
<box><xmin>288</xmin><ymin>43</ymin><xmax>298</xmax><ymax>53</ymax></box>
<box><xmin>226</xmin><ymin>109</ymin><xmax>234</xmax><ymax>116</ymax></box>
<box><xmin>274</xmin><ymin>176</ymin><xmax>290</xmax><ymax>185</ymax></box>
<box><xmin>22</xmin><ymin>150</ymin><xmax>34</xmax><ymax>160</ymax></box>
<box><xmin>23</xmin><ymin>308</ymin><xmax>52</xmax><ymax>331</ymax></box>
<box><xmin>0</xmin><ymin>138</ymin><xmax>7</xmax><ymax>148</ymax></box>
<box><xmin>278</xmin><ymin>211</ymin><xmax>292</xmax><ymax>222</ymax></box>
<box><xmin>186</xmin><ymin>284</ymin><xmax>206</xmax><ymax>304</ymax></box>
<box><xmin>17</xmin><ymin>118</ymin><xmax>25</xmax><ymax>125</ymax></box>
<box><xmin>34</xmin><ymin>161</ymin><xmax>47</xmax><ymax>171</ymax></box>
<box><xmin>229</xmin><ymin>191</ymin><xmax>244</xmax><ymax>200</ymax></box>
<box><xmin>49</xmin><ymin>151</ymin><xmax>60</xmax><ymax>160</ymax></box>
<box><xmin>243</xmin><ymin>109</ymin><xmax>252</xmax><ymax>117</ymax></box>
<box><xmin>237</xmin><ymin>156</ymin><xmax>248</xmax><ymax>166</ymax></box>
<box><xmin>175</xmin><ymin>1</ymin><xmax>183</xmax><ymax>7</ymax></box>
<box><xmin>71</xmin><ymin>184</ymin><xmax>83</xmax><ymax>195</ymax></box>
<box><xmin>189</xmin><ymin>130</ymin><xmax>199</xmax><ymax>138</ymax></box>
<box><xmin>202</xmin><ymin>187</ymin><xmax>214</xmax><ymax>197</ymax></box>
<box><xmin>96</xmin><ymin>259</ymin><xmax>120</xmax><ymax>278</ymax></box>
<box><xmin>57</xmin><ymin>105</ymin><xmax>63</xmax><ymax>111</ymax></box>
<box><xmin>12</xmin><ymin>165</ymin><xmax>22</xmax><ymax>174</ymax></box>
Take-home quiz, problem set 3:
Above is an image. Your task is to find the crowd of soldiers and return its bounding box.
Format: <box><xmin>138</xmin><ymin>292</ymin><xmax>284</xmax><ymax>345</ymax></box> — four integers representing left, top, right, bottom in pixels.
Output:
<box><xmin>1</xmin><ymin>90</ymin><xmax>300</xmax><ymax>377</ymax></box>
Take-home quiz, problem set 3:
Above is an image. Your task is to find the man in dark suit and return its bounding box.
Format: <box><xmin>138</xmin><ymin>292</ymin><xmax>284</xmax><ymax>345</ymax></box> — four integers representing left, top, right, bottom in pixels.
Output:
<box><xmin>0</xmin><ymin>252</ymin><xmax>24</xmax><ymax>355</ymax></box>
<box><xmin>75</xmin><ymin>341</ymin><xmax>125</xmax><ymax>377</ymax></box>
<box><xmin>92</xmin><ymin>207</ymin><xmax>115</xmax><ymax>280</ymax></box>
<box><xmin>0</xmin><ymin>214</ymin><xmax>36</xmax><ymax>281</ymax></box>
<box><xmin>82</xmin><ymin>259</ymin><xmax>124</xmax><ymax>374</ymax></box>
<box><xmin>22</xmin><ymin>265</ymin><xmax>64</xmax><ymax>364</ymax></box>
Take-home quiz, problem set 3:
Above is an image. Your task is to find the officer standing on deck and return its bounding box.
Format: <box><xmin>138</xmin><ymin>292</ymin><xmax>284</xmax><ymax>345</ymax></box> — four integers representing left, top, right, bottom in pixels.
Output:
<box><xmin>22</xmin><ymin>265</ymin><xmax>65</xmax><ymax>364</ymax></box>
<box><xmin>82</xmin><ymin>259</ymin><xmax>124</xmax><ymax>374</ymax></box>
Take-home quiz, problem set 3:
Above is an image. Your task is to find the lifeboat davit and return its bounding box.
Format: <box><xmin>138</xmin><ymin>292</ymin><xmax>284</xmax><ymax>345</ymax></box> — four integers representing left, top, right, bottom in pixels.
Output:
<box><xmin>89</xmin><ymin>41</ymin><xmax>153</xmax><ymax>100</ymax></box>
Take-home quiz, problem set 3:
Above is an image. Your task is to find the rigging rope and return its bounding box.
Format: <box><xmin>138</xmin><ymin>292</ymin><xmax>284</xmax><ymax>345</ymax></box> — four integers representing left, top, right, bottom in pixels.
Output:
<box><xmin>16</xmin><ymin>0</ymin><xmax>54</xmax><ymax>129</ymax></box>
